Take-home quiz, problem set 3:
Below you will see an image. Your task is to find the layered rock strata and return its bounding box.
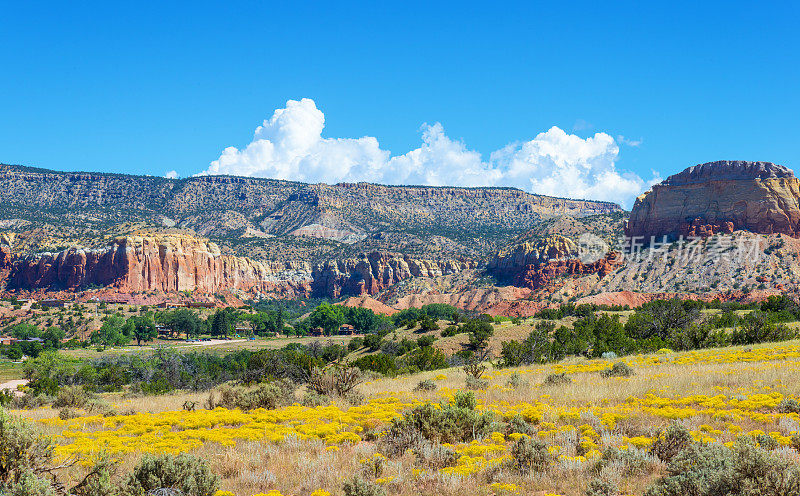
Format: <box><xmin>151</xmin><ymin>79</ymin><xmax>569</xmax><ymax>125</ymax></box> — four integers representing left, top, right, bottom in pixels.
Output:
<box><xmin>627</xmin><ymin>161</ymin><xmax>800</xmax><ymax>239</ymax></box>
<box><xmin>0</xmin><ymin>235</ymin><xmax>312</xmax><ymax>296</ymax></box>
<box><xmin>487</xmin><ymin>235</ymin><xmax>619</xmax><ymax>289</ymax></box>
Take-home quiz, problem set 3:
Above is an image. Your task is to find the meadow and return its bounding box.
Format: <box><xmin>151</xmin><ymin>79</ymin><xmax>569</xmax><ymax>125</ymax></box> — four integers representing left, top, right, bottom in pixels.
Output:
<box><xmin>14</xmin><ymin>338</ymin><xmax>800</xmax><ymax>496</ymax></box>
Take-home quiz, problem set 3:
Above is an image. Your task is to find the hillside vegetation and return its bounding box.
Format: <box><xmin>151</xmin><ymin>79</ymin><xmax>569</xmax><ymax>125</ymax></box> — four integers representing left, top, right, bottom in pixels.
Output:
<box><xmin>4</xmin><ymin>297</ymin><xmax>800</xmax><ymax>495</ymax></box>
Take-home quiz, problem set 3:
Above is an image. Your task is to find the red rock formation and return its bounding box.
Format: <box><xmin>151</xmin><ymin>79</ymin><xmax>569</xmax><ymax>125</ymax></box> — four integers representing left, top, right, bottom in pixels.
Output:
<box><xmin>0</xmin><ymin>235</ymin><xmax>312</xmax><ymax>297</ymax></box>
<box><xmin>512</xmin><ymin>253</ymin><xmax>621</xmax><ymax>290</ymax></box>
<box><xmin>0</xmin><ymin>235</ymin><xmax>482</xmax><ymax>299</ymax></box>
<box><xmin>311</xmin><ymin>252</ymin><xmax>477</xmax><ymax>299</ymax></box>
<box><xmin>627</xmin><ymin>161</ymin><xmax>800</xmax><ymax>239</ymax></box>
<box><xmin>487</xmin><ymin>235</ymin><xmax>620</xmax><ymax>290</ymax></box>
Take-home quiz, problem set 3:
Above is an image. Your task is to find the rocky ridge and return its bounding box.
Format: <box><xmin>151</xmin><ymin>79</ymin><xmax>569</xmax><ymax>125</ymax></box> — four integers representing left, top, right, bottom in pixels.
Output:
<box><xmin>627</xmin><ymin>161</ymin><xmax>800</xmax><ymax>239</ymax></box>
<box><xmin>0</xmin><ymin>234</ymin><xmax>311</xmax><ymax>297</ymax></box>
<box><xmin>0</xmin><ymin>233</ymin><xmax>483</xmax><ymax>299</ymax></box>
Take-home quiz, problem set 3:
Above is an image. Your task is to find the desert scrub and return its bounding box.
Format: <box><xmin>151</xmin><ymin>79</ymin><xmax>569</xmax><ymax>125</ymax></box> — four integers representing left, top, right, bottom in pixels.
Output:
<box><xmin>52</xmin><ymin>385</ymin><xmax>92</xmax><ymax>409</ymax></box>
<box><xmin>382</xmin><ymin>390</ymin><xmax>495</xmax><ymax>453</ymax></box>
<box><xmin>413</xmin><ymin>379</ymin><xmax>436</xmax><ymax>391</ymax></box>
<box><xmin>0</xmin><ymin>409</ymin><xmax>115</xmax><ymax>496</ymax></box>
<box><xmin>465</xmin><ymin>375</ymin><xmax>489</xmax><ymax>390</ymax></box>
<box><xmin>506</xmin><ymin>372</ymin><xmax>525</xmax><ymax>388</ymax></box>
<box><xmin>649</xmin><ymin>423</ymin><xmax>692</xmax><ymax>462</ymax></box>
<box><xmin>506</xmin><ymin>437</ymin><xmax>552</xmax><ymax>474</ymax></box>
<box><xmin>505</xmin><ymin>414</ymin><xmax>535</xmax><ymax>436</ymax></box>
<box><xmin>585</xmin><ymin>478</ymin><xmax>617</xmax><ymax>496</ymax></box>
<box><xmin>205</xmin><ymin>381</ymin><xmax>294</xmax><ymax>411</ymax></box>
<box><xmin>594</xmin><ymin>447</ymin><xmax>659</xmax><ymax>476</ymax></box>
<box><xmin>122</xmin><ymin>453</ymin><xmax>219</xmax><ymax>496</ymax></box>
<box><xmin>777</xmin><ymin>397</ymin><xmax>800</xmax><ymax>414</ymax></box>
<box><xmin>543</xmin><ymin>372</ymin><xmax>572</xmax><ymax>386</ymax></box>
<box><xmin>302</xmin><ymin>390</ymin><xmax>330</xmax><ymax>407</ymax></box>
<box><xmin>342</xmin><ymin>475</ymin><xmax>387</xmax><ymax>496</ymax></box>
<box><xmin>58</xmin><ymin>407</ymin><xmax>80</xmax><ymax>420</ymax></box>
<box><xmin>600</xmin><ymin>361</ymin><xmax>634</xmax><ymax>378</ymax></box>
<box><xmin>643</xmin><ymin>440</ymin><xmax>800</xmax><ymax>496</ymax></box>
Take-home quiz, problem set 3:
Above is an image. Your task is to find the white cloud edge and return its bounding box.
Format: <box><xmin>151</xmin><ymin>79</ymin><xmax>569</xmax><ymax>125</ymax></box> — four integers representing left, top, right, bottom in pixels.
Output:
<box><xmin>198</xmin><ymin>98</ymin><xmax>659</xmax><ymax>208</ymax></box>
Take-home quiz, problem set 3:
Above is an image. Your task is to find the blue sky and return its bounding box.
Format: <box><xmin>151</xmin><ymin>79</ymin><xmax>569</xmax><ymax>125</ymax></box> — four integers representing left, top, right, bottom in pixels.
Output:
<box><xmin>1</xmin><ymin>1</ymin><xmax>798</xmax><ymax>207</ymax></box>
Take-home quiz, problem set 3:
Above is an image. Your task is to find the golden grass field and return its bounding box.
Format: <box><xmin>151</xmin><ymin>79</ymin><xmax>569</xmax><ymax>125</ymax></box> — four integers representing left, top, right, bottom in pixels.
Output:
<box><xmin>12</xmin><ymin>338</ymin><xmax>800</xmax><ymax>496</ymax></box>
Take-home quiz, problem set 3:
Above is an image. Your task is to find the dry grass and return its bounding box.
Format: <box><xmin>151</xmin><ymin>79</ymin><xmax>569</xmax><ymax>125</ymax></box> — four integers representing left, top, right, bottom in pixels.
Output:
<box><xmin>12</xmin><ymin>339</ymin><xmax>800</xmax><ymax>496</ymax></box>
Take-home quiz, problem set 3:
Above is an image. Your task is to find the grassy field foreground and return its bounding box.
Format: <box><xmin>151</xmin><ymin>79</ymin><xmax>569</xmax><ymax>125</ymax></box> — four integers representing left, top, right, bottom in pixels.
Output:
<box><xmin>14</xmin><ymin>340</ymin><xmax>800</xmax><ymax>496</ymax></box>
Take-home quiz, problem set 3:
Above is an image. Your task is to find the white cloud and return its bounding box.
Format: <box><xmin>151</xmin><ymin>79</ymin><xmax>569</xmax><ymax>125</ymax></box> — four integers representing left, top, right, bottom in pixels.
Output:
<box><xmin>199</xmin><ymin>98</ymin><xmax>657</xmax><ymax>208</ymax></box>
<box><xmin>165</xmin><ymin>170</ymin><xmax>179</xmax><ymax>179</ymax></box>
<box><xmin>617</xmin><ymin>135</ymin><xmax>643</xmax><ymax>147</ymax></box>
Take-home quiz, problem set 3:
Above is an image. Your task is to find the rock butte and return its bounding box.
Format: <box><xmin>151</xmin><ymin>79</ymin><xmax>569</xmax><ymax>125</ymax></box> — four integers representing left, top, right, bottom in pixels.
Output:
<box><xmin>627</xmin><ymin>160</ymin><xmax>800</xmax><ymax>239</ymax></box>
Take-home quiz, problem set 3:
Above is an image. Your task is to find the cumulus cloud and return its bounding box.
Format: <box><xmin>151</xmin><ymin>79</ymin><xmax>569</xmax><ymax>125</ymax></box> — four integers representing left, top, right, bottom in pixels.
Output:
<box><xmin>164</xmin><ymin>170</ymin><xmax>179</xmax><ymax>179</ymax></box>
<box><xmin>199</xmin><ymin>98</ymin><xmax>657</xmax><ymax>208</ymax></box>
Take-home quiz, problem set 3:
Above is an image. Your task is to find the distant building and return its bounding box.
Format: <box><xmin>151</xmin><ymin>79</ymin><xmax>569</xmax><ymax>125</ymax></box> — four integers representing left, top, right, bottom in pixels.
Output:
<box><xmin>187</xmin><ymin>301</ymin><xmax>216</xmax><ymax>309</ymax></box>
<box><xmin>338</xmin><ymin>324</ymin><xmax>356</xmax><ymax>335</ymax></box>
<box><xmin>309</xmin><ymin>327</ymin><xmax>324</xmax><ymax>337</ymax></box>
<box><xmin>234</xmin><ymin>324</ymin><xmax>252</xmax><ymax>335</ymax></box>
<box><xmin>157</xmin><ymin>301</ymin><xmax>187</xmax><ymax>308</ymax></box>
<box><xmin>40</xmin><ymin>299</ymin><xmax>66</xmax><ymax>308</ymax></box>
<box><xmin>0</xmin><ymin>337</ymin><xmax>16</xmax><ymax>346</ymax></box>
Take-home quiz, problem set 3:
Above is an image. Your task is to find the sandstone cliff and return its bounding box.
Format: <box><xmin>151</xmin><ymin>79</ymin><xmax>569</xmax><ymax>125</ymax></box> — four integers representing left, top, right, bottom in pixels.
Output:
<box><xmin>0</xmin><ymin>235</ymin><xmax>312</xmax><ymax>296</ymax></box>
<box><xmin>0</xmin><ymin>233</ymin><xmax>484</xmax><ymax>299</ymax></box>
<box><xmin>627</xmin><ymin>161</ymin><xmax>800</xmax><ymax>239</ymax></box>
<box><xmin>312</xmin><ymin>252</ymin><xmax>477</xmax><ymax>298</ymax></box>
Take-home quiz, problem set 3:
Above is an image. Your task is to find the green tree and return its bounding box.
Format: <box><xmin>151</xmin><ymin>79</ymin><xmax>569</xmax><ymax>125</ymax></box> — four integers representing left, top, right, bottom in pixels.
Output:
<box><xmin>419</xmin><ymin>315</ymin><xmax>439</xmax><ymax>333</ymax></box>
<box><xmin>308</xmin><ymin>303</ymin><xmax>346</xmax><ymax>335</ymax></box>
<box><xmin>463</xmin><ymin>319</ymin><xmax>494</xmax><ymax>350</ymax></box>
<box><xmin>167</xmin><ymin>308</ymin><xmax>204</xmax><ymax>338</ymax></box>
<box><xmin>209</xmin><ymin>309</ymin><xmax>235</xmax><ymax>337</ymax></box>
<box><xmin>125</xmin><ymin>315</ymin><xmax>158</xmax><ymax>346</ymax></box>
<box><xmin>40</xmin><ymin>326</ymin><xmax>64</xmax><ymax>350</ymax></box>
<box><xmin>346</xmin><ymin>307</ymin><xmax>383</xmax><ymax>333</ymax></box>
<box><xmin>91</xmin><ymin>316</ymin><xmax>130</xmax><ymax>347</ymax></box>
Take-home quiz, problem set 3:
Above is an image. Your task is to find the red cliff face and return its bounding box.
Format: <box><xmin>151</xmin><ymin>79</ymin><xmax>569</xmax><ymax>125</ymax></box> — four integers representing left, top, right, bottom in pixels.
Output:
<box><xmin>0</xmin><ymin>235</ymin><xmax>480</xmax><ymax>299</ymax></box>
<box><xmin>487</xmin><ymin>235</ymin><xmax>620</xmax><ymax>290</ymax></box>
<box><xmin>627</xmin><ymin>161</ymin><xmax>800</xmax><ymax>240</ymax></box>
<box><xmin>0</xmin><ymin>235</ymin><xmax>312</xmax><ymax>297</ymax></box>
<box><xmin>311</xmin><ymin>252</ymin><xmax>477</xmax><ymax>299</ymax></box>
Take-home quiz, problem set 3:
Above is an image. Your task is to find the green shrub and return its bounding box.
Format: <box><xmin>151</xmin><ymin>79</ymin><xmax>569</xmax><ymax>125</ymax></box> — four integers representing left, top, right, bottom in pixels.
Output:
<box><xmin>123</xmin><ymin>453</ymin><xmax>219</xmax><ymax>496</ymax></box>
<box><xmin>441</xmin><ymin>325</ymin><xmax>460</xmax><ymax>337</ymax></box>
<box><xmin>600</xmin><ymin>361</ymin><xmax>634</xmax><ymax>378</ymax></box>
<box><xmin>52</xmin><ymin>385</ymin><xmax>91</xmax><ymax>409</ymax></box>
<box><xmin>206</xmin><ymin>381</ymin><xmax>294</xmax><ymax>411</ymax></box>
<box><xmin>543</xmin><ymin>373</ymin><xmax>572</xmax><ymax>386</ymax></box>
<box><xmin>506</xmin><ymin>437</ymin><xmax>552</xmax><ymax>474</ymax></box>
<box><xmin>585</xmin><ymin>478</ymin><xmax>617</xmax><ymax>496</ymax></box>
<box><xmin>413</xmin><ymin>379</ymin><xmax>436</xmax><ymax>392</ymax></box>
<box><xmin>342</xmin><ymin>475</ymin><xmax>387</xmax><ymax>496</ymax></box>
<box><xmin>352</xmin><ymin>353</ymin><xmax>397</xmax><ymax>375</ymax></box>
<box><xmin>649</xmin><ymin>423</ymin><xmax>692</xmax><ymax>462</ymax></box>
<box><xmin>453</xmin><ymin>390</ymin><xmax>476</xmax><ymax>410</ymax></box>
